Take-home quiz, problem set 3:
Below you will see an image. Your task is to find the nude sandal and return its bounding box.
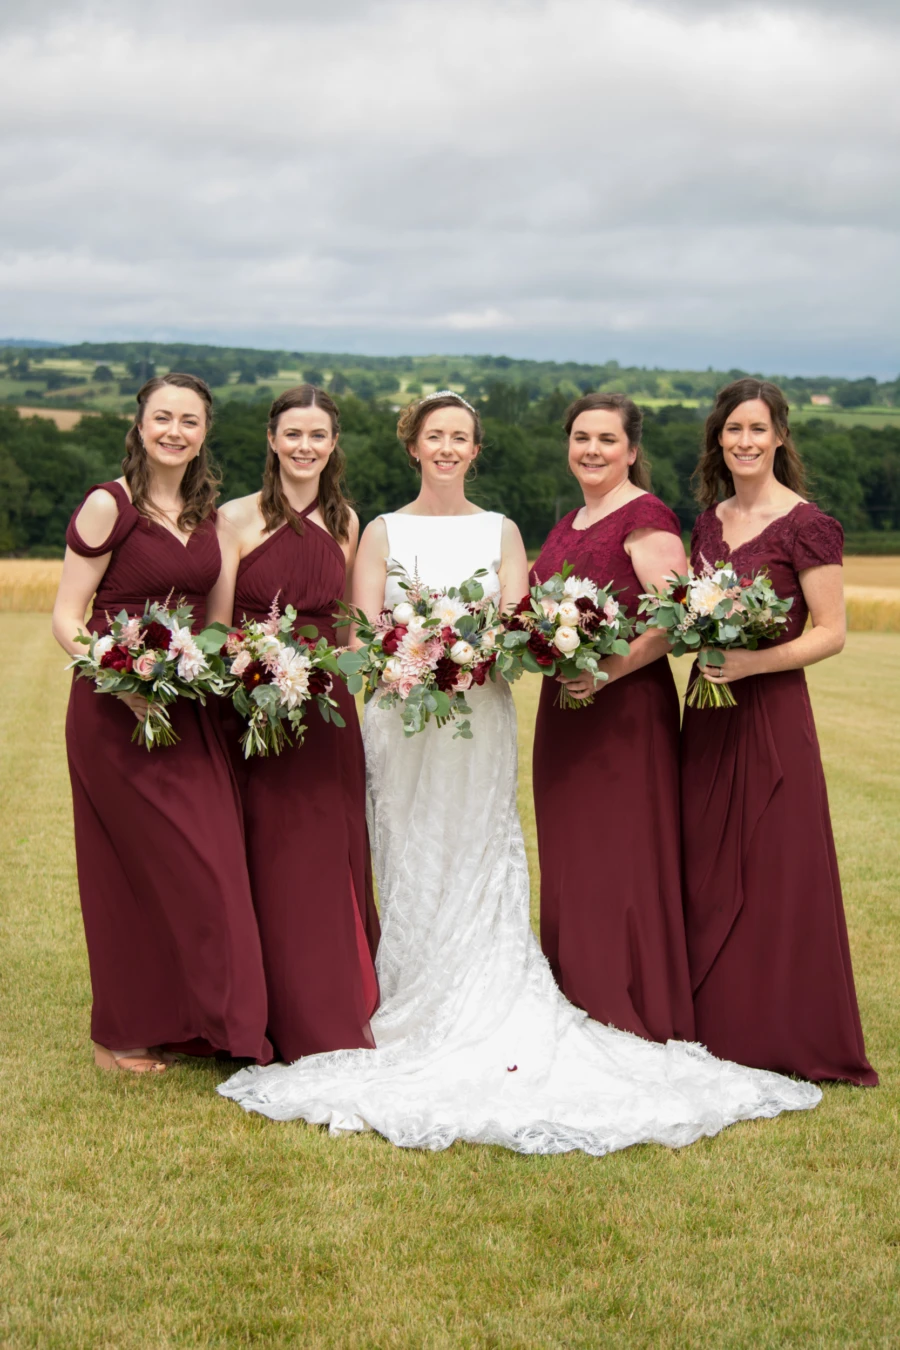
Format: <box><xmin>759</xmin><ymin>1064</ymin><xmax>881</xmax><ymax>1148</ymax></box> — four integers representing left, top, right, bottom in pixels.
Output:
<box><xmin>92</xmin><ymin>1043</ymin><xmax>169</xmax><ymax>1074</ymax></box>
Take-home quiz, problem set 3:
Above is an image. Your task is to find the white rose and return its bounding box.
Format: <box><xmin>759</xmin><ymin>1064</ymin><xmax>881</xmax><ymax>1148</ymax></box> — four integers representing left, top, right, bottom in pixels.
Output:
<box><xmin>93</xmin><ymin>635</ymin><xmax>114</xmax><ymax>658</ymax></box>
<box><xmin>480</xmin><ymin>627</ymin><xmax>497</xmax><ymax>649</ymax></box>
<box><xmin>562</xmin><ymin>575</ymin><xmax>598</xmax><ymax>603</ymax></box>
<box><xmin>392</xmin><ymin>601</ymin><xmax>415</xmax><ymax>626</ymax></box>
<box><xmin>554</xmin><ymin>625</ymin><xmax>581</xmax><ymax>654</ymax></box>
<box><xmin>449</xmin><ymin>640</ymin><xmax>475</xmax><ymax>666</ymax></box>
<box><xmin>382</xmin><ymin>656</ymin><xmax>403</xmax><ymax>684</ymax></box>
<box><xmin>407</xmin><ymin>615</ymin><xmax>427</xmax><ymax>636</ymax></box>
<box><xmin>557</xmin><ymin>600</ymin><xmax>580</xmax><ymax>625</ymax></box>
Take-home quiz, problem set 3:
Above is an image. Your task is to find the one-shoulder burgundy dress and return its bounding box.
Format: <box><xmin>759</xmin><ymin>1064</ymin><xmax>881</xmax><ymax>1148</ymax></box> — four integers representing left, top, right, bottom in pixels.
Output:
<box><xmin>531</xmin><ymin>495</ymin><xmax>695</xmax><ymax>1043</ymax></box>
<box><xmin>228</xmin><ymin>503</ymin><xmax>380</xmax><ymax>1063</ymax></box>
<box><xmin>681</xmin><ymin>503</ymin><xmax>876</xmax><ymax>1085</ymax></box>
<box><xmin>64</xmin><ymin>482</ymin><xmax>271</xmax><ymax>1061</ymax></box>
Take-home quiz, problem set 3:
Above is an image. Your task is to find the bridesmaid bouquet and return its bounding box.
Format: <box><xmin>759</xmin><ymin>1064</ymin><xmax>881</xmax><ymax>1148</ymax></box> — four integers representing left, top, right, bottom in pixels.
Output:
<box><xmin>70</xmin><ymin>600</ymin><xmax>226</xmax><ymax>748</ymax></box>
<box><xmin>197</xmin><ymin>599</ymin><xmax>344</xmax><ymax>756</ymax></box>
<box><xmin>501</xmin><ymin>567</ymin><xmax>634</xmax><ymax>709</ymax></box>
<box><xmin>337</xmin><ymin>569</ymin><xmax>502</xmax><ymax>738</ymax></box>
<box><xmin>637</xmin><ymin>560</ymin><xmax>793</xmax><ymax>708</ymax></box>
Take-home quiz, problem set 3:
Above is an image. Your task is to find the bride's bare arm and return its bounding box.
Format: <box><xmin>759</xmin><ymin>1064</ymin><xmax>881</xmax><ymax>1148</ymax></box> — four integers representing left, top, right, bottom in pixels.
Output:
<box><xmin>350</xmin><ymin>517</ymin><xmax>389</xmax><ymax>643</ymax></box>
<box><xmin>497</xmin><ymin>518</ymin><xmax>529</xmax><ymax>612</ymax></box>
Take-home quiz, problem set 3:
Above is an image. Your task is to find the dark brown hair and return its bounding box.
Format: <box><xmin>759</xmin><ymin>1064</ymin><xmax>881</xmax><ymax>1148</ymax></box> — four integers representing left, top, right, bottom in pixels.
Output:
<box><xmin>122</xmin><ymin>373</ymin><xmax>218</xmax><ymax>531</ymax></box>
<box><xmin>397</xmin><ymin>392</ymin><xmax>483</xmax><ymax>472</ymax></box>
<box><xmin>562</xmin><ymin>392</ymin><xmax>651</xmax><ymax>491</ymax></box>
<box><xmin>694</xmin><ymin>378</ymin><xmax>807</xmax><ymax>508</ymax></box>
<box><xmin>261</xmin><ymin>384</ymin><xmax>351</xmax><ymax>543</ymax></box>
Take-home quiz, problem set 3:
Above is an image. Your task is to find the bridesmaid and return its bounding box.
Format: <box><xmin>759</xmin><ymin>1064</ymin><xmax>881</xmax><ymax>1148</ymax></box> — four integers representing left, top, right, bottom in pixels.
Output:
<box><xmin>52</xmin><ymin>374</ymin><xmax>271</xmax><ymax>1073</ymax></box>
<box><xmin>531</xmin><ymin>393</ymin><xmax>695</xmax><ymax>1043</ymax></box>
<box><xmin>207</xmin><ymin>384</ymin><xmax>380</xmax><ymax>1063</ymax></box>
<box><xmin>681</xmin><ymin>379</ymin><xmax>877</xmax><ymax>1085</ymax></box>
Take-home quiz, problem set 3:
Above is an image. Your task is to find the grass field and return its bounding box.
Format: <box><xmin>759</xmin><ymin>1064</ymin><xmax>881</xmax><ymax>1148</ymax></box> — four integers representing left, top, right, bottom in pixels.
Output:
<box><xmin>1</xmin><ymin>618</ymin><xmax>898</xmax><ymax>1348</ymax></box>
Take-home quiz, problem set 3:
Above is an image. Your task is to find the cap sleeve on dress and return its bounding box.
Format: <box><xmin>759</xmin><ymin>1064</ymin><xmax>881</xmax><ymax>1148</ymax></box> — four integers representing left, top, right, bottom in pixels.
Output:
<box><xmin>624</xmin><ymin>495</ymin><xmax>681</xmax><ymax>538</ymax></box>
<box><xmin>792</xmin><ymin>506</ymin><xmax>843</xmax><ymax>571</ymax></box>
<box><xmin>66</xmin><ymin>482</ymin><xmax>138</xmax><ymax>557</ymax></box>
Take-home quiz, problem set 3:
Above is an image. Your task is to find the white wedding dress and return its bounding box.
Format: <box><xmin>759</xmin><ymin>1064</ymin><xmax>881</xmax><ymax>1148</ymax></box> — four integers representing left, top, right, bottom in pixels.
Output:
<box><xmin>219</xmin><ymin>511</ymin><xmax>821</xmax><ymax>1154</ymax></box>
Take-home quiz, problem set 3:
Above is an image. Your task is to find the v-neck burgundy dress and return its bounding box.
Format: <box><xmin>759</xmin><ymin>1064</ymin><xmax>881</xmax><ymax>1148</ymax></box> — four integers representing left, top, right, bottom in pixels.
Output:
<box><xmin>681</xmin><ymin>503</ymin><xmax>876</xmax><ymax>1085</ymax></box>
<box><xmin>64</xmin><ymin>482</ymin><xmax>271</xmax><ymax>1061</ymax></box>
<box><xmin>227</xmin><ymin>503</ymin><xmax>380</xmax><ymax>1063</ymax></box>
<box><xmin>531</xmin><ymin>495</ymin><xmax>695</xmax><ymax>1044</ymax></box>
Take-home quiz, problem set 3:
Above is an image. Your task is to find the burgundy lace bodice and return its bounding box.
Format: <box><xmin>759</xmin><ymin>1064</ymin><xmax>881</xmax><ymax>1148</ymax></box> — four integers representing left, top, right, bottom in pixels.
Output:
<box><xmin>531</xmin><ymin>494</ymin><xmax>681</xmax><ymax>617</ymax></box>
<box><xmin>690</xmin><ymin>502</ymin><xmax>843</xmax><ymax>644</ymax></box>
<box><xmin>66</xmin><ymin>481</ymin><xmax>221</xmax><ymax>633</ymax></box>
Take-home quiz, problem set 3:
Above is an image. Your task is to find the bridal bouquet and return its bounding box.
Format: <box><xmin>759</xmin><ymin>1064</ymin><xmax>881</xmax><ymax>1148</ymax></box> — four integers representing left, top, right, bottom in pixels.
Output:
<box><xmin>637</xmin><ymin>560</ymin><xmax>793</xmax><ymax>708</ymax></box>
<box><xmin>337</xmin><ymin>570</ymin><xmax>501</xmax><ymax>738</ymax></box>
<box><xmin>70</xmin><ymin>599</ymin><xmax>226</xmax><ymax>748</ymax></box>
<box><xmin>500</xmin><ymin>567</ymin><xmax>634</xmax><ymax>709</ymax></box>
<box><xmin>197</xmin><ymin>599</ymin><xmax>344</xmax><ymax>756</ymax></box>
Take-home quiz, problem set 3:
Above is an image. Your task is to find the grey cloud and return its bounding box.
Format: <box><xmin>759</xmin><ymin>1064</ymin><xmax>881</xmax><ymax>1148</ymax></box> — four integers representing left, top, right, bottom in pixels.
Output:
<box><xmin>0</xmin><ymin>0</ymin><xmax>897</xmax><ymax>373</ymax></box>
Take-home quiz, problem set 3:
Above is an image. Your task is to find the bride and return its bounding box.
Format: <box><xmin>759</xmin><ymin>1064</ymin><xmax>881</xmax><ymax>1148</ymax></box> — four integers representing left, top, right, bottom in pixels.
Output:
<box><xmin>219</xmin><ymin>390</ymin><xmax>821</xmax><ymax>1155</ymax></box>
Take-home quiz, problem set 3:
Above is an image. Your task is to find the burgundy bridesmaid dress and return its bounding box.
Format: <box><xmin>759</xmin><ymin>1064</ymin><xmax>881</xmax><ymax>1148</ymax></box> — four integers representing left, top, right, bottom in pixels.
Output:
<box><xmin>64</xmin><ymin>482</ymin><xmax>271</xmax><ymax>1061</ymax></box>
<box><xmin>681</xmin><ymin>503</ymin><xmax>876</xmax><ymax>1085</ymax></box>
<box><xmin>531</xmin><ymin>495</ymin><xmax>695</xmax><ymax>1043</ymax></box>
<box><xmin>228</xmin><ymin>501</ymin><xmax>380</xmax><ymax>1063</ymax></box>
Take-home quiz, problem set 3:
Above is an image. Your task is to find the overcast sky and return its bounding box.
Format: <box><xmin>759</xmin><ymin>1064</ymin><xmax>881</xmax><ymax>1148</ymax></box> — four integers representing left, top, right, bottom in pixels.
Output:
<box><xmin>1</xmin><ymin>0</ymin><xmax>898</xmax><ymax>375</ymax></box>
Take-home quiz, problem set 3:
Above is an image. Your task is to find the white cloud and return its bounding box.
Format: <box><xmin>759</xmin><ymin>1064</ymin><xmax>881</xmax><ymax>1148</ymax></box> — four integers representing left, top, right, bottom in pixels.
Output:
<box><xmin>0</xmin><ymin>0</ymin><xmax>897</xmax><ymax>373</ymax></box>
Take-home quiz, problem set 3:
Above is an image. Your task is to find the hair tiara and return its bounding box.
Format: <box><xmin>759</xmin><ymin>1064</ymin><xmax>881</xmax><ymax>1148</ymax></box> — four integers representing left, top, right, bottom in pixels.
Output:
<box><xmin>419</xmin><ymin>388</ymin><xmax>477</xmax><ymax>415</ymax></box>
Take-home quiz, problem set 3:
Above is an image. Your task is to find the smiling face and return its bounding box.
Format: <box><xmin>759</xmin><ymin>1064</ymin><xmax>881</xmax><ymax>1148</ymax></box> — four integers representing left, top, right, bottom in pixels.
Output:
<box><xmin>568</xmin><ymin>408</ymin><xmax>635</xmax><ymax>495</ymax></box>
<box><xmin>719</xmin><ymin>398</ymin><xmax>782</xmax><ymax>486</ymax></box>
<box><xmin>269</xmin><ymin>404</ymin><xmax>336</xmax><ymax>488</ymax></box>
<box><xmin>139</xmin><ymin>384</ymin><xmax>207</xmax><ymax>470</ymax></box>
<box><xmin>413</xmin><ymin>406</ymin><xmax>480</xmax><ymax>487</ymax></box>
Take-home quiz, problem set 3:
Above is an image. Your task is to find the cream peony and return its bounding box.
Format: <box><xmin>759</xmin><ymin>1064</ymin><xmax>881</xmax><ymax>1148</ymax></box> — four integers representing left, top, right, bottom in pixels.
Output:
<box><xmin>450</xmin><ymin>640</ymin><xmax>475</xmax><ymax>666</ymax></box>
<box><xmin>690</xmin><ymin>578</ymin><xmax>728</xmax><ymax>617</ymax></box>
<box><xmin>231</xmin><ymin>650</ymin><xmax>252</xmax><ymax>677</ymax></box>
<box><xmin>562</xmin><ymin>575</ymin><xmax>598</xmax><ymax>603</ymax></box>
<box><xmin>554</xmin><ymin>625</ymin><xmax>581</xmax><ymax>654</ymax></box>
<box><xmin>557</xmin><ymin>600</ymin><xmax>580</xmax><ymax>625</ymax></box>
<box><xmin>392</xmin><ymin>600</ymin><xmax>415</xmax><ymax>626</ymax></box>
<box><xmin>93</xmin><ymin>635</ymin><xmax>115</xmax><ymax>659</ymax></box>
<box><xmin>540</xmin><ymin>598</ymin><xmax>560</xmax><ymax>620</ymax></box>
<box><xmin>431</xmin><ymin>594</ymin><xmax>469</xmax><ymax>627</ymax></box>
<box><xmin>382</xmin><ymin>656</ymin><xmax>403</xmax><ymax>684</ymax></box>
<box><xmin>480</xmin><ymin>627</ymin><xmax>497</xmax><ymax>649</ymax></box>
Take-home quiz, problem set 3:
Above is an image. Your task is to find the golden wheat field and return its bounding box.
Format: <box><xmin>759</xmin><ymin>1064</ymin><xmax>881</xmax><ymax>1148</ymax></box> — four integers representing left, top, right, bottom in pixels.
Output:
<box><xmin>4</xmin><ymin>555</ymin><xmax>899</xmax><ymax>629</ymax></box>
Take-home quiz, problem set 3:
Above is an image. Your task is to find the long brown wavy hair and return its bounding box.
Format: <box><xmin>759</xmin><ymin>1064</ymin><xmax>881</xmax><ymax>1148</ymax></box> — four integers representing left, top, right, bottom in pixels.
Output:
<box><xmin>695</xmin><ymin>379</ymin><xmax>807</xmax><ymax>508</ymax></box>
<box><xmin>397</xmin><ymin>392</ymin><xmax>483</xmax><ymax>471</ymax></box>
<box><xmin>122</xmin><ymin>373</ymin><xmax>218</xmax><ymax>530</ymax></box>
<box><xmin>261</xmin><ymin>385</ymin><xmax>351</xmax><ymax>542</ymax></box>
<box><xmin>562</xmin><ymin>392</ymin><xmax>651</xmax><ymax>491</ymax></box>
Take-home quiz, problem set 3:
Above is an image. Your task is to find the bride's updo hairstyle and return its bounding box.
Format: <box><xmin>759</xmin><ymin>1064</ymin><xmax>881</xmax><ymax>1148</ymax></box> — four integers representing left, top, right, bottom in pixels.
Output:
<box><xmin>122</xmin><ymin>372</ymin><xmax>218</xmax><ymax>531</ymax></box>
<box><xmin>397</xmin><ymin>390</ymin><xmax>484</xmax><ymax>472</ymax></box>
<box><xmin>695</xmin><ymin>378</ymin><xmax>806</xmax><ymax>508</ymax></box>
<box><xmin>262</xmin><ymin>384</ymin><xmax>352</xmax><ymax>543</ymax></box>
<box><xmin>562</xmin><ymin>392</ymin><xmax>651</xmax><ymax>490</ymax></box>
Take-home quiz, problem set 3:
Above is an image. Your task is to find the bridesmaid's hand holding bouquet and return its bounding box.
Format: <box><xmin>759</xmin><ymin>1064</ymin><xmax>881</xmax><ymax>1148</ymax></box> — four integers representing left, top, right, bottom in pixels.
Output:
<box><xmin>637</xmin><ymin>559</ymin><xmax>792</xmax><ymax>708</ymax></box>
<box><xmin>198</xmin><ymin>599</ymin><xmax>344</xmax><ymax>757</ymax></box>
<box><xmin>336</xmin><ymin>569</ymin><xmax>502</xmax><ymax>738</ymax></box>
<box><xmin>500</xmin><ymin>566</ymin><xmax>634</xmax><ymax>709</ymax></box>
<box><xmin>70</xmin><ymin>599</ymin><xmax>225</xmax><ymax>748</ymax></box>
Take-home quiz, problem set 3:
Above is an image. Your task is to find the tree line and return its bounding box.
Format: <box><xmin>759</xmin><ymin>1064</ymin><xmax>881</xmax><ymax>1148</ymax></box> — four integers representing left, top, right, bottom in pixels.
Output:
<box><xmin>2</xmin><ymin>393</ymin><xmax>898</xmax><ymax>558</ymax></box>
